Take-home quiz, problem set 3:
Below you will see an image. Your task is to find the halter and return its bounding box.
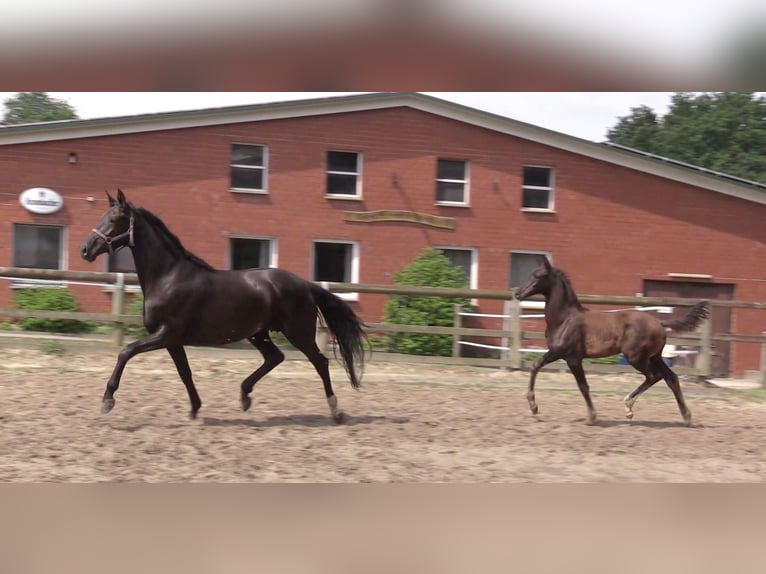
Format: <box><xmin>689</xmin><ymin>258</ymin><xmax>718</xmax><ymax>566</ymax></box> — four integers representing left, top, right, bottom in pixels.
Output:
<box><xmin>91</xmin><ymin>214</ymin><xmax>134</xmax><ymax>254</ymax></box>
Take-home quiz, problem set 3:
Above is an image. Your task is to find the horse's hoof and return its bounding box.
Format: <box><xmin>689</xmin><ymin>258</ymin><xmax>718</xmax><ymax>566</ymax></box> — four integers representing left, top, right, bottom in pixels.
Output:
<box><xmin>241</xmin><ymin>396</ymin><xmax>252</xmax><ymax>412</ymax></box>
<box><xmin>684</xmin><ymin>414</ymin><xmax>693</xmax><ymax>427</ymax></box>
<box><xmin>587</xmin><ymin>414</ymin><xmax>597</xmax><ymax>425</ymax></box>
<box><xmin>530</xmin><ymin>405</ymin><xmax>539</xmax><ymax>415</ymax></box>
<box><xmin>625</xmin><ymin>410</ymin><xmax>634</xmax><ymax>420</ymax></box>
<box><xmin>189</xmin><ymin>410</ymin><xmax>199</xmax><ymax>420</ymax></box>
<box><xmin>101</xmin><ymin>399</ymin><xmax>115</xmax><ymax>414</ymax></box>
<box><xmin>333</xmin><ymin>411</ymin><xmax>346</xmax><ymax>424</ymax></box>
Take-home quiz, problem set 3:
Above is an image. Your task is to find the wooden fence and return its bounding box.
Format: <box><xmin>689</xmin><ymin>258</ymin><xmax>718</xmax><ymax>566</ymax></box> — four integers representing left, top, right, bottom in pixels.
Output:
<box><xmin>2</xmin><ymin>266</ymin><xmax>766</xmax><ymax>386</ymax></box>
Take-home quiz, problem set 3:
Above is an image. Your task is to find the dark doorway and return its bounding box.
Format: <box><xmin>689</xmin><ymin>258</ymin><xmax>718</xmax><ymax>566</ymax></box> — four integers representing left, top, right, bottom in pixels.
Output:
<box><xmin>643</xmin><ymin>280</ymin><xmax>734</xmax><ymax>377</ymax></box>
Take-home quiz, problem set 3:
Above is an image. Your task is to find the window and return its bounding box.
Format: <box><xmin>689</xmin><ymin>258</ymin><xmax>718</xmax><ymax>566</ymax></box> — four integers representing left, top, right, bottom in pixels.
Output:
<box><xmin>326</xmin><ymin>151</ymin><xmax>361</xmax><ymax>198</ymax></box>
<box><xmin>313</xmin><ymin>240</ymin><xmax>359</xmax><ymax>300</ymax></box>
<box><xmin>509</xmin><ymin>251</ymin><xmax>551</xmax><ymax>308</ymax></box>
<box><xmin>230</xmin><ymin>143</ymin><xmax>267</xmax><ymax>192</ymax></box>
<box><xmin>13</xmin><ymin>224</ymin><xmax>64</xmax><ymax>269</ymax></box>
<box><xmin>436</xmin><ymin>159</ymin><xmax>469</xmax><ymax>204</ymax></box>
<box><xmin>108</xmin><ymin>249</ymin><xmax>136</xmax><ymax>273</ymax></box>
<box><xmin>229</xmin><ymin>237</ymin><xmax>276</xmax><ymax>270</ymax></box>
<box><xmin>522</xmin><ymin>166</ymin><xmax>554</xmax><ymax>210</ymax></box>
<box><xmin>437</xmin><ymin>247</ymin><xmax>477</xmax><ymax>289</ymax></box>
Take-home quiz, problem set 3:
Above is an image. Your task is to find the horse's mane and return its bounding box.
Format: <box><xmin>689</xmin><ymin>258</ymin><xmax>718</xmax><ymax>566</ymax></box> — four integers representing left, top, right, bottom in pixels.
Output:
<box><xmin>134</xmin><ymin>206</ymin><xmax>215</xmax><ymax>271</ymax></box>
<box><xmin>550</xmin><ymin>267</ymin><xmax>587</xmax><ymax>312</ymax></box>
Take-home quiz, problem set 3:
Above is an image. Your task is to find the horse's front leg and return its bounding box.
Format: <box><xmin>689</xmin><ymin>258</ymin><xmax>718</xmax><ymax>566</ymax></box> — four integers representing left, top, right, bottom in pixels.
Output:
<box><xmin>527</xmin><ymin>350</ymin><xmax>559</xmax><ymax>416</ymax></box>
<box><xmin>102</xmin><ymin>327</ymin><xmax>169</xmax><ymax>413</ymax></box>
<box><xmin>567</xmin><ymin>360</ymin><xmax>596</xmax><ymax>424</ymax></box>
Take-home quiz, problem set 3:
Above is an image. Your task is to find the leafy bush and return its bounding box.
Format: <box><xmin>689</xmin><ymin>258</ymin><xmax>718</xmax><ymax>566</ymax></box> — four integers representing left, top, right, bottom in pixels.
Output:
<box><xmin>14</xmin><ymin>288</ymin><xmax>96</xmax><ymax>334</ymax></box>
<box><xmin>383</xmin><ymin>249</ymin><xmax>470</xmax><ymax>356</ymax></box>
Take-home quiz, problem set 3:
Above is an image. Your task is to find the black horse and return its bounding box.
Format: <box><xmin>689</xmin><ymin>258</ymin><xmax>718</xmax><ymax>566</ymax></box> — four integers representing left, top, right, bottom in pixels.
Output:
<box><xmin>81</xmin><ymin>190</ymin><xmax>367</xmax><ymax>423</ymax></box>
<box><xmin>515</xmin><ymin>258</ymin><xmax>709</xmax><ymax>426</ymax></box>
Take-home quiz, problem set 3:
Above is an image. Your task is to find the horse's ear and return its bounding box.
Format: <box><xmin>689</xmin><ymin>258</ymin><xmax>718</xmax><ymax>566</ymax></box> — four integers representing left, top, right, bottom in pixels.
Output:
<box><xmin>541</xmin><ymin>256</ymin><xmax>552</xmax><ymax>270</ymax></box>
<box><xmin>106</xmin><ymin>191</ymin><xmax>116</xmax><ymax>206</ymax></box>
<box><xmin>117</xmin><ymin>189</ymin><xmax>127</xmax><ymax>206</ymax></box>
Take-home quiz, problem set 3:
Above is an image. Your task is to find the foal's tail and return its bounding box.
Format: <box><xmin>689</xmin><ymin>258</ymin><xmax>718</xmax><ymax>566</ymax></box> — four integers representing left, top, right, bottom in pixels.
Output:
<box><xmin>309</xmin><ymin>283</ymin><xmax>368</xmax><ymax>389</ymax></box>
<box><xmin>661</xmin><ymin>301</ymin><xmax>710</xmax><ymax>332</ymax></box>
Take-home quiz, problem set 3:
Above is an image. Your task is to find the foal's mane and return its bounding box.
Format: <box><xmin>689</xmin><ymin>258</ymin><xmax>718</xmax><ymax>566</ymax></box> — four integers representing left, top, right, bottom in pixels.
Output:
<box><xmin>550</xmin><ymin>267</ymin><xmax>587</xmax><ymax>312</ymax></box>
<box><xmin>134</xmin><ymin>205</ymin><xmax>215</xmax><ymax>271</ymax></box>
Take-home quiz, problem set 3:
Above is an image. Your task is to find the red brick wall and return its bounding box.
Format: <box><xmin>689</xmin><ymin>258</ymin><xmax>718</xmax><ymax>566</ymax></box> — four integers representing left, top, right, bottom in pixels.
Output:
<box><xmin>2</xmin><ymin>107</ymin><xmax>766</xmax><ymax>374</ymax></box>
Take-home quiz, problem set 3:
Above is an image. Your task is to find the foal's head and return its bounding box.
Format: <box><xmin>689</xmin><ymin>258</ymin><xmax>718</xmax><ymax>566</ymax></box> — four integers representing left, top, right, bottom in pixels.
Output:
<box><xmin>515</xmin><ymin>257</ymin><xmax>557</xmax><ymax>301</ymax></box>
<box><xmin>81</xmin><ymin>189</ymin><xmax>133</xmax><ymax>262</ymax></box>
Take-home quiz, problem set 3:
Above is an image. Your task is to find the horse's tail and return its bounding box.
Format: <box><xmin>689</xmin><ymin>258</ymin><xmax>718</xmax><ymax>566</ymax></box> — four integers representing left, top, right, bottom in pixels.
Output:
<box><xmin>309</xmin><ymin>283</ymin><xmax>368</xmax><ymax>389</ymax></box>
<box><xmin>661</xmin><ymin>301</ymin><xmax>710</xmax><ymax>332</ymax></box>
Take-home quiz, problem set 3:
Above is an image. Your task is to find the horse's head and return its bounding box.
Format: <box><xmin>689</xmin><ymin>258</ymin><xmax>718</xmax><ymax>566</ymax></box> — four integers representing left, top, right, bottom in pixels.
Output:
<box><xmin>515</xmin><ymin>257</ymin><xmax>554</xmax><ymax>301</ymax></box>
<box><xmin>81</xmin><ymin>189</ymin><xmax>134</xmax><ymax>262</ymax></box>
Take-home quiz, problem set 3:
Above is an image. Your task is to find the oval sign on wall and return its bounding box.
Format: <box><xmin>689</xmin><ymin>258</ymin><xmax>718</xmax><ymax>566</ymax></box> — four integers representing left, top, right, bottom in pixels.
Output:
<box><xmin>19</xmin><ymin>187</ymin><xmax>64</xmax><ymax>214</ymax></box>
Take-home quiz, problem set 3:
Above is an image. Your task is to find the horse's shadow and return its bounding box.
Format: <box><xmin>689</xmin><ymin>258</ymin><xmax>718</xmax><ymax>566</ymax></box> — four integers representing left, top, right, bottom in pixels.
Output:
<box><xmin>587</xmin><ymin>418</ymin><xmax>702</xmax><ymax>429</ymax></box>
<box><xmin>202</xmin><ymin>413</ymin><xmax>409</xmax><ymax>428</ymax></box>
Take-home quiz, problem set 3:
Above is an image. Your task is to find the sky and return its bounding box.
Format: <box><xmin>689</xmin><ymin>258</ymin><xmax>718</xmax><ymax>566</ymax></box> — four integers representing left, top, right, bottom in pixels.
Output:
<box><xmin>0</xmin><ymin>92</ymin><xmax>676</xmax><ymax>143</ymax></box>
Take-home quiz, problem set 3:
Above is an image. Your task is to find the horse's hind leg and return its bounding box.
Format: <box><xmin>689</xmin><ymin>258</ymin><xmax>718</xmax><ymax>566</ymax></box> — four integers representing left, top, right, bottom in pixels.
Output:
<box><xmin>654</xmin><ymin>356</ymin><xmax>692</xmax><ymax>426</ymax></box>
<box><xmin>240</xmin><ymin>332</ymin><xmax>285</xmax><ymax>412</ymax></box>
<box><xmin>167</xmin><ymin>346</ymin><xmax>202</xmax><ymax>419</ymax></box>
<box><xmin>623</xmin><ymin>354</ymin><xmax>661</xmax><ymax>420</ymax></box>
<box><xmin>567</xmin><ymin>360</ymin><xmax>597</xmax><ymax>424</ymax></box>
<box><xmin>284</xmin><ymin>327</ymin><xmax>344</xmax><ymax>423</ymax></box>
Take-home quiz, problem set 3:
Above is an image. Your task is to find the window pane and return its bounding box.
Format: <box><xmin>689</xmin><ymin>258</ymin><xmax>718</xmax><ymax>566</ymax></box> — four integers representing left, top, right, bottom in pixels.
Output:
<box><xmin>327</xmin><ymin>151</ymin><xmax>358</xmax><ymax>173</ymax></box>
<box><xmin>437</xmin><ymin>159</ymin><xmax>465</xmax><ymax>180</ymax></box>
<box><xmin>523</xmin><ymin>166</ymin><xmax>551</xmax><ymax>187</ymax></box>
<box><xmin>108</xmin><ymin>248</ymin><xmax>136</xmax><ymax>272</ymax></box>
<box><xmin>231</xmin><ymin>144</ymin><xmax>263</xmax><ymax>166</ymax></box>
<box><xmin>13</xmin><ymin>225</ymin><xmax>61</xmax><ymax>269</ymax></box>
<box><xmin>509</xmin><ymin>252</ymin><xmax>547</xmax><ymax>288</ymax></box>
<box><xmin>436</xmin><ymin>181</ymin><xmax>465</xmax><ymax>203</ymax></box>
<box><xmin>231</xmin><ymin>238</ymin><xmax>271</xmax><ymax>270</ymax></box>
<box><xmin>439</xmin><ymin>249</ymin><xmax>470</xmax><ymax>286</ymax></box>
<box><xmin>314</xmin><ymin>243</ymin><xmax>351</xmax><ymax>282</ymax></box>
<box><xmin>230</xmin><ymin>166</ymin><xmax>264</xmax><ymax>190</ymax></box>
<box><xmin>522</xmin><ymin>188</ymin><xmax>550</xmax><ymax>209</ymax></box>
<box><xmin>327</xmin><ymin>173</ymin><xmax>358</xmax><ymax>195</ymax></box>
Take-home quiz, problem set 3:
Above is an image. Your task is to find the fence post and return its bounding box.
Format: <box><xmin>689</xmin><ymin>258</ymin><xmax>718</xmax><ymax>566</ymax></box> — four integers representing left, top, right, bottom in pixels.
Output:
<box><xmin>695</xmin><ymin>309</ymin><xmax>713</xmax><ymax>381</ymax></box>
<box><xmin>112</xmin><ymin>272</ymin><xmax>125</xmax><ymax>347</ymax></box>
<box><xmin>500</xmin><ymin>299</ymin><xmax>511</xmax><ymax>366</ymax></box>
<box><xmin>760</xmin><ymin>332</ymin><xmax>766</xmax><ymax>388</ymax></box>
<box><xmin>452</xmin><ymin>304</ymin><xmax>462</xmax><ymax>358</ymax></box>
<box><xmin>509</xmin><ymin>297</ymin><xmax>522</xmax><ymax>370</ymax></box>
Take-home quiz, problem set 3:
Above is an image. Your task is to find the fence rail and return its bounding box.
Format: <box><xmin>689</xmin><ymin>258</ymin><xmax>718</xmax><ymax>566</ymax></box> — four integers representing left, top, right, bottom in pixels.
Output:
<box><xmin>2</xmin><ymin>267</ymin><xmax>766</xmax><ymax>386</ymax></box>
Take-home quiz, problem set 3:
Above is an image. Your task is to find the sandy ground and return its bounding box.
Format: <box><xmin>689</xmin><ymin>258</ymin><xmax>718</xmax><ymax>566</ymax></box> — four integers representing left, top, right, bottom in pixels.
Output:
<box><xmin>1</xmin><ymin>343</ymin><xmax>765</xmax><ymax>482</ymax></box>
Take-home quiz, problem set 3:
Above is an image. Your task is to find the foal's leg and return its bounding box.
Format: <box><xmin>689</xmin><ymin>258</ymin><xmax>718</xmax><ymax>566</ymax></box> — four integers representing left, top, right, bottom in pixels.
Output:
<box><xmin>623</xmin><ymin>355</ymin><xmax>662</xmax><ymax>420</ymax></box>
<box><xmin>527</xmin><ymin>350</ymin><xmax>560</xmax><ymax>416</ymax></box>
<box><xmin>240</xmin><ymin>333</ymin><xmax>285</xmax><ymax>412</ymax></box>
<box><xmin>167</xmin><ymin>346</ymin><xmax>202</xmax><ymax>419</ymax></box>
<box><xmin>102</xmin><ymin>327</ymin><xmax>169</xmax><ymax>413</ymax></box>
<box><xmin>654</xmin><ymin>357</ymin><xmax>692</xmax><ymax>426</ymax></box>
<box><xmin>567</xmin><ymin>360</ymin><xmax>597</xmax><ymax>424</ymax></box>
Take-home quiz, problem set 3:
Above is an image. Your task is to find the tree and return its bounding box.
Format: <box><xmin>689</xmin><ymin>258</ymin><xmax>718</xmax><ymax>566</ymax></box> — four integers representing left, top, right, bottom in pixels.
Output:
<box><xmin>383</xmin><ymin>248</ymin><xmax>470</xmax><ymax>356</ymax></box>
<box><xmin>607</xmin><ymin>92</ymin><xmax>766</xmax><ymax>184</ymax></box>
<box><xmin>1</xmin><ymin>92</ymin><xmax>78</xmax><ymax>125</ymax></box>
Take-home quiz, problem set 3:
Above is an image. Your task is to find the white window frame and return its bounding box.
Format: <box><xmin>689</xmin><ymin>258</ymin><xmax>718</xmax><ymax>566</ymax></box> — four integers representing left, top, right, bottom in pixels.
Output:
<box><xmin>325</xmin><ymin>150</ymin><xmax>362</xmax><ymax>200</ymax></box>
<box><xmin>228</xmin><ymin>235</ymin><xmax>278</xmax><ymax>270</ymax></box>
<box><xmin>230</xmin><ymin>143</ymin><xmax>268</xmax><ymax>194</ymax></box>
<box><xmin>11</xmin><ymin>223</ymin><xmax>67</xmax><ymax>288</ymax></box>
<box><xmin>521</xmin><ymin>165</ymin><xmax>555</xmax><ymax>212</ymax></box>
<box><xmin>437</xmin><ymin>246</ymin><xmax>479</xmax><ymax>306</ymax></box>
<box><xmin>312</xmin><ymin>239</ymin><xmax>359</xmax><ymax>301</ymax></box>
<box><xmin>435</xmin><ymin>158</ymin><xmax>470</xmax><ymax>206</ymax></box>
<box><xmin>509</xmin><ymin>250</ymin><xmax>552</xmax><ymax>310</ymax></box>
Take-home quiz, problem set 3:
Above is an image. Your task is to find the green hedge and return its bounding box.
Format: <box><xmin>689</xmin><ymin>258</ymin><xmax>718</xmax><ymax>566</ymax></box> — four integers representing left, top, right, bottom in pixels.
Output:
<box><xmin>383</xmin><ymin>249</ymin><xmax>470</xmax><ymax>356</ymax></box>
<box><xmin>14</xmin><ymin>288</ymin><xmax>96</xmax><ymax>334</ymax></box>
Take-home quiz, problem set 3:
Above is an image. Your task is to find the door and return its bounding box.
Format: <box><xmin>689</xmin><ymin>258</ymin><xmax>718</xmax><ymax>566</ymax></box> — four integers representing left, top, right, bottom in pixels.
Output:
<box><xmin>643</xmin><ymin>280</ymin><xmax>734</xmax><ymax>377</ymax></box>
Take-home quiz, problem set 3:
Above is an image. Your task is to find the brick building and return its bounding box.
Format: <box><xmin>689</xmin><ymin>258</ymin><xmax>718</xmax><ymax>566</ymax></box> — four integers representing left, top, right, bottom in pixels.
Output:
<box><xmin>2</xmin><ymin>92</ymin><xmax>765</xmax><ymax>375</ymax></box>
